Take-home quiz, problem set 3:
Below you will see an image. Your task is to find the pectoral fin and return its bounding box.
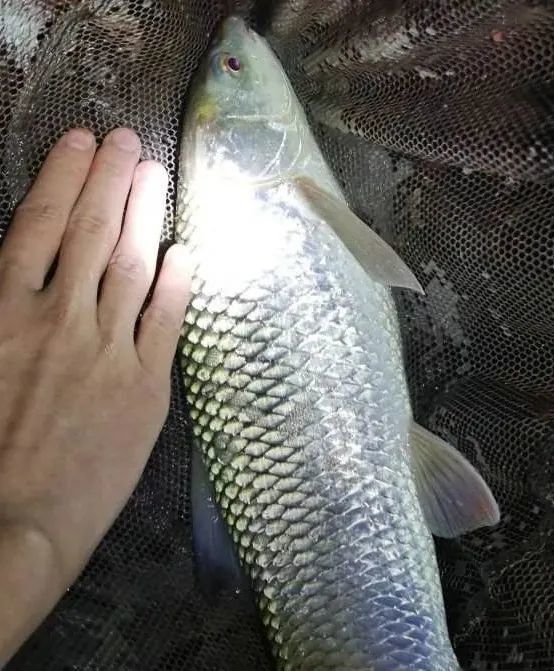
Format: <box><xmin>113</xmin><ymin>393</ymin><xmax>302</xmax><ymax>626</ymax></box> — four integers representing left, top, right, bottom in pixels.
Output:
<box><xmin>191</xmin><ymin>443</ymin><xmax>248</xmax><ymax>597</ymax></box>
<box><xmin>410</xmin><ymin>421</ymin><xmax>500</xmax><ymax>538</ymax></box>
<box><xmin>293</xmin><ymin>176</ymin><xmax>424</xmax><ymax>294</ymax></box>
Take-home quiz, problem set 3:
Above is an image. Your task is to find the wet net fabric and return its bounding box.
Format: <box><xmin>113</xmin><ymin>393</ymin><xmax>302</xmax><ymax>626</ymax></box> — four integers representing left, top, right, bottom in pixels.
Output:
<box><xmin>1</xmin><ymin>1</ymin><xmax>553</xmax><ymax>669</ymax></box>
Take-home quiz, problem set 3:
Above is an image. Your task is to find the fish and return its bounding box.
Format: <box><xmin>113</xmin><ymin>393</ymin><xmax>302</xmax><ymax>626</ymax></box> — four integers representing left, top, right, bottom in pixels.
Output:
<box><xmin>175</xmin><ymin>15</ymin><xmax>500</xmax><ymax>671</ymax></box>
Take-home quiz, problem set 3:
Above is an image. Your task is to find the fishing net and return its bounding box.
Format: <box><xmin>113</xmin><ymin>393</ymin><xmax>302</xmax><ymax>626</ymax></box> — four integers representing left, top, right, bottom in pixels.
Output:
<box><xmin>0</xmin><ymin>1</ymin><xmax>552</xmax><ymax>669</ymax></box>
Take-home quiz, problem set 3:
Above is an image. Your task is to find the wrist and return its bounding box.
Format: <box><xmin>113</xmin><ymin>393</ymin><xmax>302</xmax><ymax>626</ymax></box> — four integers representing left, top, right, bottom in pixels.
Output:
<box><xmin>0</xmin><ymin>519</ymin><xmax>65</xmax><ymax>664</ymax></box>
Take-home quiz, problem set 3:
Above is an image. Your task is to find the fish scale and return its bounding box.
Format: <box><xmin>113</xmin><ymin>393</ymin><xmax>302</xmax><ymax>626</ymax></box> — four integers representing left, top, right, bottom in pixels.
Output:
<box><xmin>179</xmin><ymin>200</ymin><xmax>456</xmax><ymax>667</ymax></box>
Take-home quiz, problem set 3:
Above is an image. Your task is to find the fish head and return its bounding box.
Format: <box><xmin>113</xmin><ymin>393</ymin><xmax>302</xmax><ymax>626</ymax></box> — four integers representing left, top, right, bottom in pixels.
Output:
<box><xmin>178</xmin><ymin>16</ymin><xmax>322</xmax><ymax>295</ymax></box>
<box><xmin>183</xmin><ymin>16</ymin><xmax>301</xmax><ymax>185</ymax></box>
<box><xmin>198</xmin><ymin>16</ymin><xmax>291</xmax><ymax>123</ymax></box>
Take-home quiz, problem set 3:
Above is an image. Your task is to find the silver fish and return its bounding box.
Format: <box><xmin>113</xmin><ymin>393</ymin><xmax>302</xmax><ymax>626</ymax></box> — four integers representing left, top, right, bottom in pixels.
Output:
<box><xmin>176</xmin><ymin>16</ymin><xmax>499</xmax><ymax>671</ymax></box>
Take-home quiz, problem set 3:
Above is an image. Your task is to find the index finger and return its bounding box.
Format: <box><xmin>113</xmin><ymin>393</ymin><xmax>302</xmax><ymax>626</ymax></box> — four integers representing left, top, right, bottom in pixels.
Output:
<box><xmin>0</xmin><ymin>129</ymin><xmax>96</xmax><ymax>291</ymax></box>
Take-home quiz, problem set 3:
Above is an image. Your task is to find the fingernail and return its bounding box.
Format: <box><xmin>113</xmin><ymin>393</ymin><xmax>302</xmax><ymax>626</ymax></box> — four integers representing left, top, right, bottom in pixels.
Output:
<box><xmin>65</xmin><ymin>128</ymin><xmax>95</xmax><ymax>150</ymax></box>
<box><xmin>106</xmin><ymin>128</ymin><xmax>141</xmax><ymax>152</ymax></box>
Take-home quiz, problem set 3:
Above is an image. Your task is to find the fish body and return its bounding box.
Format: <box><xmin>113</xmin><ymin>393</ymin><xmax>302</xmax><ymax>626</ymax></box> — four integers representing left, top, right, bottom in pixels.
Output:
<box><xmin>176</xmin><ymin>16</ymin><xmax>498</xmax><ymax>670</ymax></box>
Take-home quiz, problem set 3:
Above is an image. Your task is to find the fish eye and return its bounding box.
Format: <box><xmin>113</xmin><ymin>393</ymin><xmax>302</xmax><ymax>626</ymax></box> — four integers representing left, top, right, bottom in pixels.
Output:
<box><xmin>225</xmin><ymin>56</ymin><xmax>241</xmax><ymax>73</ymax></box>
<box><xmin>214</xmin><ymin>52</ymin><xmax>241</xmax><ymax>75</ymax></box>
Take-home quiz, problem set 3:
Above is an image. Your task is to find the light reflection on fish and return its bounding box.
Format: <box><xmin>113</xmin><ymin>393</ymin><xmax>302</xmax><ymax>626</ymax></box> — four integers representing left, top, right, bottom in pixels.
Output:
<box><xmin>176</xmin><ymin>15</ymin><xmax>499</xmax><ymax>671</ymax></box>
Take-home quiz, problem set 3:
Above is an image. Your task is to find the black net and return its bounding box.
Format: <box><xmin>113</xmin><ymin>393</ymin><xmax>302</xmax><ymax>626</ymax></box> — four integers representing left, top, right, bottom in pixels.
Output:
<box><xmin>1</xmin><ymin>1</ymin><xmax>553</xmax><ymax>669</ymax></box>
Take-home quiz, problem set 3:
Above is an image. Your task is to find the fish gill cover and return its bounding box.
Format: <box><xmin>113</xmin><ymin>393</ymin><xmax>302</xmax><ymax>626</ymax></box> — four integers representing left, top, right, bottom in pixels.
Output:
<box><xmin>0</xmin><ymin>1</ymin><xmax>553</xmax><ymax>670</ymax></box>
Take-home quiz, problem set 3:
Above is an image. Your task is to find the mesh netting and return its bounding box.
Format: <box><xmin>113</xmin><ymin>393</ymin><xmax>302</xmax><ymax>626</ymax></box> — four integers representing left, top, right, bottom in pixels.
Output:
<box><xmin>1</xmin><ymin>1</ymin><xmax>553</xmax><ymax>669</ymax></box>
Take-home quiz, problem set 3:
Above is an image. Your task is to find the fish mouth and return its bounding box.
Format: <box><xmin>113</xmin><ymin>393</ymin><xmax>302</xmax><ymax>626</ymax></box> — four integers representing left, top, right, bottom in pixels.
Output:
<box><xmin>217</xmin><ymin>15</ymin><xmax>250</xmax><ymax>43</ymax></box>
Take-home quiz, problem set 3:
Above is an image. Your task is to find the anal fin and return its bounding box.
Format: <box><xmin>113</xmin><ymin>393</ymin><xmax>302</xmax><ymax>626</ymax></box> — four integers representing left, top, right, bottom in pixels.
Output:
<box><xmin>191</xmin><ymin>443</ymin><xmax>248</xmax><ymax>597</ymax></box>
<box><xmin>410</xmin><ymin>421</ymin><xmax>500</xmax><ymax>538</ymax></box>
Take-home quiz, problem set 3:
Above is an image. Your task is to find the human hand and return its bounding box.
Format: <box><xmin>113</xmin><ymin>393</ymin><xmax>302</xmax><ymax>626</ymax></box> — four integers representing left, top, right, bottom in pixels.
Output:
<box><xmin>0</xmin><ymin>127</ymin><xmax>191</xmax><ymax>662</ymax></box>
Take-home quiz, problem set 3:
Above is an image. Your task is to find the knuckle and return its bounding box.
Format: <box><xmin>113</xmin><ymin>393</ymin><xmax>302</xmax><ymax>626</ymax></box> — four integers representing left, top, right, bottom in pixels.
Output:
<box><xmin>43</xmin><ymin>289</ymin><xmax>80</xmax><ymax>330</ymax></box>
<box><xmin>14</xmin><ymin>201</ymin><xmax>63</xmax><ymax>228</ymax></box>
<box><xmin>0</xmin><ymin>251</ymin><xmax>26</xmax><ymax>278</ymax></box>
<box><xmin>48</xmin><ymin>302</ymin><xmax>77</xmax><ymax>330</ymax></box>
<box><xmin>97</xmin><ymin>152</ymin><xmax>128</xmax><ymax>179</ymax></box>
<box><xmin>145</xmin><ymin>303</ymin><xmax>178</xmax><ymax>337</ymax></box>
<box><xmin>49</xmin><ymin>150</ymin><xmax>89</xmax><ymax>179</ymax></box>
<box><xmin>70</xmin><ymin>210</ymin><xmax>106</xmax><ymax>236</ymax></box>
<box><xmin>108</xmin><ymin>253</ymin><xmax>147</xmax><ymax>282</ymax></box>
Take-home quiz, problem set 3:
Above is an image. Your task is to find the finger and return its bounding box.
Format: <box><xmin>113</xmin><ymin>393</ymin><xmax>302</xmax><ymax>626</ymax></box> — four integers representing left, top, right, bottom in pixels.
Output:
<box><xmin>52</xmin><ymin>128</ymin><xmax>141</xmax><ymax>303</ymax></box>
<box><xmin>98</xmin><ymin>160</ymin><xmax>168</xmax><ymax>340</ymax></box>
<box><xmin>0</xmin><ymin>129</ymin><xmax>96</xmax><ymax>291</ymax></box>
<box><xmin>136</xmin><ymin>244</ymin><xmax>192</xmax><ymax>378</ymax></box>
